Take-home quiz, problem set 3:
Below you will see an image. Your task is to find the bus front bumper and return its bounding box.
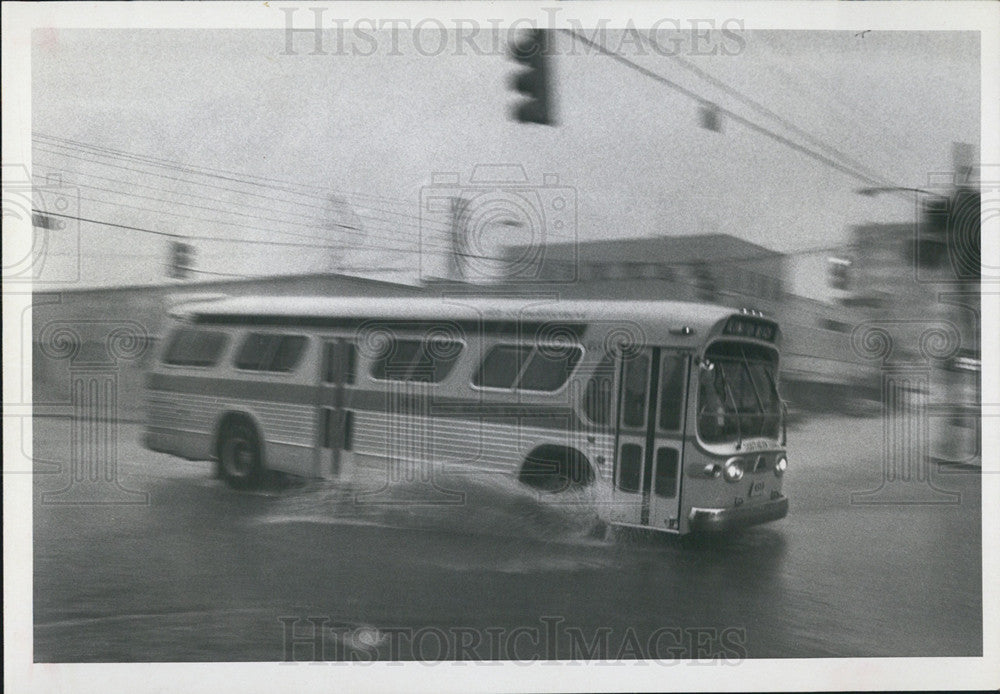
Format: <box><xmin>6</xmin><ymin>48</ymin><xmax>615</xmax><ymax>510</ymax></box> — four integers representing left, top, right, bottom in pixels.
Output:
<box><xmin>688</xmin><ymin>495</ymin><xmax>789</xmax><ymax>533</ymax></box>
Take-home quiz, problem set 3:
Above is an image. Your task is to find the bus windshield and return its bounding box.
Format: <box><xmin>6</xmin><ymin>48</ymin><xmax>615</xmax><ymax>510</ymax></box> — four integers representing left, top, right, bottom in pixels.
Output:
<box><xmin>697</xmin><ymin>343</ymin><xmax>781</xmax><ymax>445</ymax></box>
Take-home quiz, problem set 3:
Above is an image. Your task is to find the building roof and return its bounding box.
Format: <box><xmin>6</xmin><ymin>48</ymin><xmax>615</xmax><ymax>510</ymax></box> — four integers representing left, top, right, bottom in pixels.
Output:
<box><xmin>506</xmin><ymin>233</ymin><xmax>784</xmax><ymax>266</ymax></box>
<box><xmin>36</xmin><ymin>271</ymin><xmax>422</xmax><ymax>298</ymax></box>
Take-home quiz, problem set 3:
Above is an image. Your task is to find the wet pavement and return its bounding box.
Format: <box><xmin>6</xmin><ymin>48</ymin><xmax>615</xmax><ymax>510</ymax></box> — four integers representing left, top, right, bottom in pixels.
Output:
<box><xmin>32</xmin><ymin>414</ymin><xmax>981</xmax><ymax>661</ymax></box>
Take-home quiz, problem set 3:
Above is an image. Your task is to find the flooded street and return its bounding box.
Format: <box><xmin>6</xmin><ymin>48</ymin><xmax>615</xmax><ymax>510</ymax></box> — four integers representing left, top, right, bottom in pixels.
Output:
<box><xmin>33</xmin><ymin>414</ymin><xmax>981</xmax><ymax>661</ymax></box>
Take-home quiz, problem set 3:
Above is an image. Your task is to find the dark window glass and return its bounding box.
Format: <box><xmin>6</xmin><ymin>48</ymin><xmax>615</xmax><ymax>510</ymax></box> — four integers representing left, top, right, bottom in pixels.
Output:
<box><xmin>697</xmin><ymin>346</ymin><xmax>781</xmax><ymax>444</ymax></box>
<box><xmin>474</xmin><ymin>345</ymin><xmax>530</xmax><ymax>389</ymax></box>
<box><xmin>235</xmin><ymin>333</ymin><xmax>277</xmax><ymax>370</ymax></box>
<box><xmin>163</xmin><ymin>329</ymin><xmax>228</xmax><ymax>367</ymax></box>
<box><xmin>324</xmin><ymin>342</ymin><xmax>357</xmax><ymax>384</ymax></box>
<box><xmin>620</xmin><ymin>353</ymin><xmax>650</xmax><ymax>428</ymax></box>
<box><xmin>654</xmin><ymin>448</ymin><xmax>679</xmax><ymax>498</ymax></box>
<box><xmin>271</xmin><ymin>335</ymin><xmax>307</xmax><ymax>373</ymax></box>
<box><xmin>618</xmin><ymin>443</ymin><xmax>643</xmax><ymax>493</ymax></box>
<box><xmin>409</xmin><ymin>339</ymin><xmax>462</xmax><ymax>383</ymax></box>
<box><xmin>658</xmin><ymin>354</ymin><xmax>687</xmax><ymax>431</ymax></box>
<box><xmin>370</xmin><ymin>339</ymin><xmax>462</xmax><ymax>383</ymax></box>
<box><xmin>371</xmin><ymin>340</ymin><xmax>421</xmax><ymax>380</ymax></box>
<box><xmin>518</xmin><ymin>345</ymin><xmax>582</xmax><ymax>392</ymax></box>
<box><xmin>235</xmin><ymin>333</ymin><xmax>307</xmax><ymax>372</ymax></box>
<box><xmin>583</xmin><ymin>353</ymin><xmax>615</xmax><ymax>425</ymax></box>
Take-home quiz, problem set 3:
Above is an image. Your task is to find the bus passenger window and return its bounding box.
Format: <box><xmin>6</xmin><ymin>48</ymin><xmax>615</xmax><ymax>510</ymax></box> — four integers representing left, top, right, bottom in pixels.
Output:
<box><xmin>370</xmin><ymin>338</ymin><xmax>462</xmax><ymax>383</ymax></box>
<box><xmin>621</xmin><ymin>353</ymin><xmax>650</xmax><ymax>428</ymax></box>
<box><xmin>162</xmin><ymin>329</ymin><xmax>229</xmax><ymax>367</ymax></box>
<box><xmin>518</xmin><ymin>345</ymin><xmax>582</xmax><ymax>392</ymax></box>
<box><xmin>371</xmin><ymin>340</ymin><xmax>421</xmax><ymax>380</ymax></box>
<box><xmin>234</xmin><ymin>333</ymin><xmax>276</xmax><ymax>371</ymax></box>
<box><xmin>324</xmin><ymin>343</ymin><xmax>357</xmax><ymax>384</ymax></box>
<box><xmin>271</xmin><ymin>336</ymin><xmax>307</xmax><ymax>373</ymax></box>
<box><xmin>474</xmin><ymin>345</ymin><xmax>531</xmax><ymax>389</ymax></box>
<box><xmin>235</xmin><ymin>333</ymin><xmax>307</xmax><ymax>372</ymax></box>
<box><xmin>658</xmin><ymin>354</ymin><xmax>686</xmax><ymax>431</ymax></box>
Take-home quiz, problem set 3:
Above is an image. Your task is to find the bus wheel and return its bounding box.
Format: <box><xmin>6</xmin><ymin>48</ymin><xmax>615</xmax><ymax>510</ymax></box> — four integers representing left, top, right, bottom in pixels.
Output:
<box><xmin>219</xmin><ymin>420</ymin><xmax>264</xmax><ymax>490</ymax></box>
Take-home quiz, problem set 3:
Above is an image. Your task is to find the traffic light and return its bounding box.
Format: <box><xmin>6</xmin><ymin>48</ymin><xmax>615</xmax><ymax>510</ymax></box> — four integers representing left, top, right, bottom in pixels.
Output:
<box><xmin>699</xmin><ymin>102</ymin><xmax>723</xmax><ymax>133</ymax></box>
<box><xmin>32</xmin><ymin>213</ymin><xmax>67</xmax><ymax>230</ymax></box>
<box><xmin>508</xmin><ymin>29</ymin><xmax>554</xmax><ymax>125</ymax></box>
<box><xmin>827</xmin><ymin>257</ymin><xmax>852</xmax><ymax>290</ymax></box>
<box><xmin>912</xmin><ymin>189</ymin><xmax>980</xmax><ymax>279</ymax></box>
<box><xmin>914</xmin><ymin>195</ymin><xmax>950</xmax><ymax>270</ymax></box>
<box><xmin>169</xmin><ymin>241</ymin><xmax>195</xmax><ymax>279</ymax></box>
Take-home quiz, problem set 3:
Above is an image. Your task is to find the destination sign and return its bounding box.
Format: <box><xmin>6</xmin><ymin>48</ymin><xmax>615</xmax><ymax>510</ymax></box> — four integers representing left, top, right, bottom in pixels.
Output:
<box><xmin>723</xmin><ymin>317</ymin><xmax>777</xmax><ymax>342</ymax></box>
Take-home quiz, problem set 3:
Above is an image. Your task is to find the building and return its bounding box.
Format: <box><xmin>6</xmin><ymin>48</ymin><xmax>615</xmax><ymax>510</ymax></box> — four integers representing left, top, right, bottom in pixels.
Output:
<box><xmin>500</xmin><ymin>233</ymin><xmax>787</xmax><ymax>310</ymax></box>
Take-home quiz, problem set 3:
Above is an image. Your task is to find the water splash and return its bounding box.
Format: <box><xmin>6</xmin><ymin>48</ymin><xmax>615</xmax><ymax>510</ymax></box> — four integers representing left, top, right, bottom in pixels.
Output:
<box><xmin>255</xmin><ymin>464</ymin><xmax>609</xmax><ymax>547</ymax></box>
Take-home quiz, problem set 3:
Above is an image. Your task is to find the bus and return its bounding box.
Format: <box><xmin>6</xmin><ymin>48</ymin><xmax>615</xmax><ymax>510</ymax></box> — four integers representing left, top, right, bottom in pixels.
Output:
<box><xmin>142</xmin><ymin>296</ymin><xmax>789</xmax><ymax>535</ymax></box>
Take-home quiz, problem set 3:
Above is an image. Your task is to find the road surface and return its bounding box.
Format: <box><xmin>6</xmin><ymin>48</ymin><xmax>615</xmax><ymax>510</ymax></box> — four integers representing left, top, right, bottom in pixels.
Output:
<box><xmin>32</xmin><ymin>413</ymin><xmax>981</xmax><ymax>661</ymax></box>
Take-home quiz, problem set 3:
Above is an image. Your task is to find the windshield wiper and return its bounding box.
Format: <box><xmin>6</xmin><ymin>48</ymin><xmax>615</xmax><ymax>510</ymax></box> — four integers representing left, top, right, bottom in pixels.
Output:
<box><xmin>762</xmin><ymin>366</ymin><xmax>785</xmax><ymax>444</ymax></box>
<box><xmin>717</xmin><ymin>365</ymin><xmax>743</xmax><ymax>451</ymax></box>
<box><xmin>740</xmin><ymin>351</ymin><xmax>767</xmax><ymax>437</ymax></box>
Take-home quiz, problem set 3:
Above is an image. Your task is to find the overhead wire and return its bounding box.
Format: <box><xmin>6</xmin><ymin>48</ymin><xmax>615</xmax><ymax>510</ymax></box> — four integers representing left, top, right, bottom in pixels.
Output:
<box><xmin>561</xmin><ymin>29</ymin><xmax>913</xmax><ymax>201</ymax></box>
<box><xmin>635</xmin><ymin>32</ymin><xmax>899</xmax><ymax>189</ymax></box>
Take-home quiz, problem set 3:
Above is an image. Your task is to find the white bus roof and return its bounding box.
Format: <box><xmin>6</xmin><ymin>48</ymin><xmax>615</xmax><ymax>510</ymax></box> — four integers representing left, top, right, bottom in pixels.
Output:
<box><xmin>172</xmin><ymin>295</ymin><xmax>767</xmax><ymax>335</ymax></box>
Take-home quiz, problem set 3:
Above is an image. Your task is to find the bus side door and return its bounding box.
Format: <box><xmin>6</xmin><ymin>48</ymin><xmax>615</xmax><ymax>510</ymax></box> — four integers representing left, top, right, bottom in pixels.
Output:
<box><xmin>611</xmin><ymin>347</ymin><xmax>689</xmax><ymax>530</ymax></box>
<box><xmin>317</xmin><ymin>338</ymin><xmax>356</xmax><ymax>478</ymax></box>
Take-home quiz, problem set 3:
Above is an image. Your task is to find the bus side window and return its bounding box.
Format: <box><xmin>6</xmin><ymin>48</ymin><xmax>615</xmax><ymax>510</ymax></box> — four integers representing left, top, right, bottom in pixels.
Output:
<box><xmin>658</xmin><ymin>354</ymin><xmax>686</xmax><ymax>431</ymax></box>
<box><xmin>518</xmin><ymin>345</ymin><xmax>582</xmax><ymax>392</ymax></box>
<box><xmin>271</xmin><ymin>336</ymin><xmax>307</xmax><ymax>373</ymax></box>
<box><xmin>474</xmin><ymin>345</ymin><xmax>531</xmax><ymax>389</ymax></box>
<box><xmin>620</xmin><ymin>353</ymin><xmax>650</xmax><ymax>428</ymax></box>
<box><xmin>583</xmin><ymin>353</ymin><xmax>615</xmax><ymax>425</ymax></box>
<box><xmin>162</xmin><ymin>329</ymin><xmax>229</xmax><ymax>367</ymax></box>
<box><xmin>325</xmin><ymin>342</ymin><xmax>357</xmax><ymax>384</ymax></box>
<box><xmin>235</xmin><ymin>333</ymin><xmax>307</xmax><ymax>373</ymax></box>
<box><xmin>235</xmin><ymin>333</ymin><xmax>278</xmax><ymax>371</ymax></box>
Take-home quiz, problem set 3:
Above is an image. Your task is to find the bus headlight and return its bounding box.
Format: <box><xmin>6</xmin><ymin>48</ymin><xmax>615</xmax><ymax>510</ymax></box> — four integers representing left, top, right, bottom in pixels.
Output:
<box><xmin>703</xmin><ymin>463</ymin><xmax>722</xmax><ymax>478</ymax></box>
<box><xmin>774</xmin><ymin>456</ymin><xmax>787</xmax><ymax>477</ymax></box>
<box><xmin>723</xmin><ymin>458</ymin><xmax>744</xmax><ymax>482</ymax></box>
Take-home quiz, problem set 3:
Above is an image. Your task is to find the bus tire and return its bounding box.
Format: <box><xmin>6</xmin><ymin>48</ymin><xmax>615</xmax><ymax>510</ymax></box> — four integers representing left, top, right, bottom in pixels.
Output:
<box><xmin>217</xmin><ymin>418</ymin><xmax>265</xmax><ymax>490</ymax></box>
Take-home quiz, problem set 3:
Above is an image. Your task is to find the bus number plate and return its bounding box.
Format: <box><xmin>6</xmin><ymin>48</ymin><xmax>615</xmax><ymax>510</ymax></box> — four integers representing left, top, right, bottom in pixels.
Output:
<box><xmin>749</xmin><ymin>480</ymin><xmax>766</xmax><ymax>497</ymax></box>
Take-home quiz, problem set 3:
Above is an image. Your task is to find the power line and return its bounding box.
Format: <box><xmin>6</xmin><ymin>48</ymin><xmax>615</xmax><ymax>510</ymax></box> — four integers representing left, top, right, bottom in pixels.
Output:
<box><xmin>562</xmin><ymin>29</ymin><xmax>912</xmax><ymax>201</ymax></box>
<box><xmin>37</xmin><ymin>171</ymin><xmax>461</xmax><ymax>255</ymax></box>
<box><xmin>31</xmin><ymin>210</ymin><xmax>502</xmax><ymax>261</ymax></box>
<box><xmin>636</xmin><ymin>32</ymin><xmax>897</xmax><ymax>189</ymax></box>
<box><xmin>33</xmin><ymin>143</ymin><xmax>454</xmax><ymax>235</ymax></box>
<box><xmin>33</xmin><ymin>132</ymin><xmax>443</xmax><ymax>221</ymax></box>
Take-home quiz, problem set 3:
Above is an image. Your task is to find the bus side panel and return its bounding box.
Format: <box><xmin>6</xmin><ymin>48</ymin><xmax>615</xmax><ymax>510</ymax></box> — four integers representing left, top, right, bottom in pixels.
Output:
<box><xmin>345</xmin><ymin>407</ymin><xmax>605</xmax><ymax>489</ymax></box>
<box><xmin>144</xmin><ymin>375</ymin><xmax>319</xmax><ymax>478</ymax></box>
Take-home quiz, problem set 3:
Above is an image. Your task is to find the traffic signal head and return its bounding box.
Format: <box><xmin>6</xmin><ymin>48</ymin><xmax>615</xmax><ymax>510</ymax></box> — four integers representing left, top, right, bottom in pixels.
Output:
<box><xmin>913</xmin><ymin>189</ymin><xmax>980</xmax><ymax>279</ymax></box>
<box><xmin>508</xmin><ymin>29</ymin><xmax>554</xmax><ymax>125</ymax></box>
<box><xmin>913</xmin><ymin>195</ymin><xmax>951</xmax><ymax>271</ymax></box>
<box><xmin>827</xmin><ymin>256</ymin><xmax>852</xmax><ymax>291</ymax></box>
<box><xmin>170</xmin><ymin>241</ymin><xmax>195</xmax><ymax>279</ymax></box>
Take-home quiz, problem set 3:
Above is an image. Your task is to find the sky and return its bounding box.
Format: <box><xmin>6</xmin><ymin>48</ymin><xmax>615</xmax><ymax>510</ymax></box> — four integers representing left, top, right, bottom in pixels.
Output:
<box><xmin>26</xmin><ymin>25</ymin><xmax>982</xmax><ymax>298</ymax></box>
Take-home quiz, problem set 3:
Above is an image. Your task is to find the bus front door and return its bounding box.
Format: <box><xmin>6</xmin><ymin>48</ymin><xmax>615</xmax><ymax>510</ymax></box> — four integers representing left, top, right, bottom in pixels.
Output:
<box><xmin>317</xmin><ymin>338</ymin><xmax>356</xmax><ymax>479</ymax></box>
<box><xmin>611</xmin><ymin>348</ymin><xmax>689</xmax><ymax>531</ymax></box>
